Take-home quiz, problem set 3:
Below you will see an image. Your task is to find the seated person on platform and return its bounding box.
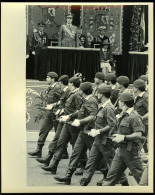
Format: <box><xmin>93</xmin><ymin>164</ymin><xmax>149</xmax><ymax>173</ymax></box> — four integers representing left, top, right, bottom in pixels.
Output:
<box><xmin>94</xmin><ymin>26</ymin><xmax>109</xmax><ymax>48</ymax></box>
<box><xmin>58</xmin><ymin>13</ymin><xmax>82</xmax><ymax>47</ymax></box>
<box><xmin>31</xmin><ymin>22</ymin><xmax>48</xmax><ymax>79</ymax></box>
<box><xmin>99</xmin><ymin>39</ymin><xmax>113</xmax><ymax>76</ymax></box>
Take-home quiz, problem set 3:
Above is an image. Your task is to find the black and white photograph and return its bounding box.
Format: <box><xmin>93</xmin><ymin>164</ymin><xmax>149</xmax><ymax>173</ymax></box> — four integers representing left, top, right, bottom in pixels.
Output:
<box><xmin>1</xmin><ymin>2</ymin><xmax>154</xmax><ymax>193</ymax></box>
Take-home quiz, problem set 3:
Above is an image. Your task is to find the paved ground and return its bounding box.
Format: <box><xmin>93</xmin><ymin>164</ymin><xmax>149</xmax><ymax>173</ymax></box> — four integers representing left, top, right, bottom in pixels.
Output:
<box><xmin>27</xmin><ymin>131</ymin><xmax>138</xmax><ymax>187</ymax></box>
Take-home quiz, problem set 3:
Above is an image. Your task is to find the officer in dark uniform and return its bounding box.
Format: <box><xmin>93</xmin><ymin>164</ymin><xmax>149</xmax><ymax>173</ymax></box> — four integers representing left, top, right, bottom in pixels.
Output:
<box><xmin>53</xmin><ymin>82</ymin><xmax>98</xmax><ymax>184</ymax></box>
<box><xmin>36</xmin><ymin>75</ymin><xmax>71</xmax><ymax>165</ymax></box>
<box><xmin>31</xmin><ymin>22</ymin><xmax>48</xmax><ymax>80</ymax></box>
<box><xmin>133</xmin><ymin>79</ymin><xmax>148</xmax><ymax>153</ymax></box>
<box><xmin>105</xmin><ymin>73</ymin><xmax>120</xmax><ymax>105</ymax></box>
<box><xmin>28</xmin><ymin>72</ymin><xmax>62</xmax><ymax>158</ymax></box>
<box><xmin>41</xmin><ymin>77</ymin><xmax>83</xmax><ymax>174</ymax></box>
<box><xmin>93</xmin><ymin>26</ymin><xmax>109</xmax><ymax>48</ymax></box>
<box><xmin>92</xmin><ymin>72</ymin><xmax>105</xmax><ymax>100</ymax></box>
<box><xmin>102</xmin><ymin>92</ymin><xmax>145</xmax><ymax>186</ymax></box>
<box><xmin>79</xmin><ymin>84</ymin><xmax>116</xmax><ymax>186</ymax></box>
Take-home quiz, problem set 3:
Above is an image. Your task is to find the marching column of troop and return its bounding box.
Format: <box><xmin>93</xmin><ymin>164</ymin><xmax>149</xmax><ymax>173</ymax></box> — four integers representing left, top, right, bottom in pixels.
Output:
<box><xmin>28</xmin><ymin>71</ymin><xmax>148</xmax><ymax>186</ymax></box>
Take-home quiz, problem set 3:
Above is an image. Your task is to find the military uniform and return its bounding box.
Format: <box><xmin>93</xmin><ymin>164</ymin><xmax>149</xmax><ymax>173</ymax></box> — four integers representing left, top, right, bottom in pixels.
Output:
<box><xmin>80</xmin><ymin>99</ymin><xmax>116</xmax><ymax>185</ymax></box>
<box><xmin>133</xmin><ymin>79</ymin><xmax>148</xmax><ymax>153</ymax></box>
<box><xmin>28</xmin><ymin>72</ymin><xmax>62</xmax><ymax>158</ymax></box>
<box><xmin>102</xmin><ymin>93</ymin><xmax>145</xmax><ymax>186</ymax></box>
<box><xmin>92</xmin><ymin>72</ymin><xmax>105</xmax><ymax>100</ymax></box>
<box><xmin>32</xmin><ymin>28</ymin><xmax>48</xmax><ymax>79</ymax></box>
<box><xmin>37</xmin><ymin>81</ymin><xmax>62</xmax><ymax>147</ymax></box>
<box><xmin>41</xmin><ymin>77</ymin><xmax>83</xmax><ymax>173</ymax></box>
<box><xmin>58</xmin><ymin>24</ymin><xmax>79</xmax><ymax>47</ymax></box>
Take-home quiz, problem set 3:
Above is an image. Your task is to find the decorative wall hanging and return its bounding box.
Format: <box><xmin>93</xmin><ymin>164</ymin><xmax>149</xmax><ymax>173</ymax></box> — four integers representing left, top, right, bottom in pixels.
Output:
<box><xmin>81</xmin><ymin>5</ymin><xmax>123</xmax><ymax>54</ymax></box>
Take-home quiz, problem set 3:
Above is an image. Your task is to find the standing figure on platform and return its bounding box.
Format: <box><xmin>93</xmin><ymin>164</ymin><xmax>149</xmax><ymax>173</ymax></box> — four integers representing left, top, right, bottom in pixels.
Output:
<box><xmin>94</xmin><ymin>26</ymin><xmax>109</xmax><ymax>47</ymax></box>
<box><xmin>99</xmin><ymin>39</ymin><xmax>113</xmax><ymax>76</ymax></box>
<box><xmin>58</xmin><ymin>13</ymin><xmax>81</xmax><ymax>47</ymax></box>
<box><xmin>31</xmin><ymin>22</ymin><xmax>48</xmax><ymax>80</ymax></box>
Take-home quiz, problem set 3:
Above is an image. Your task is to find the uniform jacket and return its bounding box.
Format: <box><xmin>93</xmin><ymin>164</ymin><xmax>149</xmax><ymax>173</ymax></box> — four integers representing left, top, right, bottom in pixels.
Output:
<box><xmin>134</xmin><ymin>92</ymin><xmax>148</xmax><ymax>125</ymax></box>
<box><xmin>64</xmin><ymin>89</ymin><xmax>83</xmax><ymax>115</ymax></box>
<box><xmin>117</xmin><ymin>109</ymin><xmax>145</xmax><ymax>146</ymax></box>
<box><xmin>32</xmin><ymin>31</ymin><xmax>48</xmax><ymax>55</ymax></box>
<box><xmin>45</xmin><ymin>82</ymin><xmax>62</xmax><ymax>105</ymax></box>
<box><xmin>77</xmin><ymin>95</ymin><xmax>98</xmax><ymax>131</ymax></box>
<box><xmin>58</xmin><ymin>24</ymin><xmax>80</xmax><ymax>47</ymax></box>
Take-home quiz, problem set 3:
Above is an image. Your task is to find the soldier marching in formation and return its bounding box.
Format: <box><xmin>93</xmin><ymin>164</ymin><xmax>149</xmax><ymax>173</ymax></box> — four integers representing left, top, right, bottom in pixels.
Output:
<box><xmin>28</xmin><ymin>71</ymin><xmax>149</xmax><ymax>186</ymax></box>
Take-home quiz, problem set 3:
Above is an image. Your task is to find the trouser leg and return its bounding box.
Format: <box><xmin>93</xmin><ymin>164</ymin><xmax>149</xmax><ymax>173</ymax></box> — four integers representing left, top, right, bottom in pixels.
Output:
<box><xmin>68</xmin><ymin>133</ymin><xmax>87</xmax><ymax>170</ymax></box>
<box><xmin>139</xmin><ymin>163</ymin><xmax>148</xmax><ymax>186</ymax></box>
<box><xmin>48</xmin><ymin>122</ymin><xmax>64</xmax><ymax>153</ymax></box>
<box><xmin>102</xmin><ymin>149</ymin><xmax>127</xmax><ymax>186</ymax></box>
<box><xmin>37</xmin><ymin>113</ymin><xmax>54</xmax><ymax>147</ymax></box>
<box><xmin>124</xmin><ymin>149</ymin><xmax>144</xmax><ymax>184</ymax></box>
<box><xmin>52</xmin><ymin>123</ymin><xmax>71</xmax><ymax>161</ymax></box>
<box><xmin>82</xmin><ymin>143</ymin><xmax>101</xmax><ymax>182</ymax></box>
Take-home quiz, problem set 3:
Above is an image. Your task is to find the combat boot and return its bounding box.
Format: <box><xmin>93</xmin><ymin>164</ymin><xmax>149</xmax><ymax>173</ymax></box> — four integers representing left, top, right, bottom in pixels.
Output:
<box><xmin>36</xmin><ymin>152</ymin><xmax>53</xmax><ymax>166</ymax></box>
<box><xmin>74</xmin><ymin>167</ymin><xmax>84</xmax><ymax>175</ymax></box>
<box><xmin>54</xmin><ymin>169</ymin><xmax>74</xmax><ymax>185</ymax></box>
<box><xmin>41</xmin><ymin>159</ymin><xmax>59</xmax><ymax>174</ymax></box>
<box><xmin>80</xmin><ymin>178</ymin><xmax>90</xmax><ymax>186</ymax></box>
<box><xmin>28</xmin><ymin>145</ymin><xmax>42</xmax><ymax>158</ymax></box>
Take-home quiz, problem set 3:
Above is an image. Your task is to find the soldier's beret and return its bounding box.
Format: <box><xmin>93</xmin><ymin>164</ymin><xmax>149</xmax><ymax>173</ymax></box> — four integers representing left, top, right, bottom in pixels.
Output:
<box><xmin>105</xmin><ymin>73</ymin><xmax>116</xmax><ymax>81</ymax></box>
<box><xmin>47</xmin><ymin>72</ymin><xmax>58</xmax><ymax>78</ymax></box>
<box><xmin>37</xmin><ymin>22</ymin><xmax>46</xmax><ymax>27</ymax></box>
<box><xmin>98</xmin><ymin>26</ymin><xmax>106</xmax><ymax>31</ymax></box>
<box><xmin>133</xmin><ymin>79</ymin><xmax>146</xmax><ymax>88</ymax></box>
<box><xmin>95</xmin><ymin>72</ymin><xmax>105</xmax><ymax>80</ymax></box>
<box><xmin>80</xmin><ymin>82</ymin><xmax>92</xmax><ymax>91</ymax></box>
<box><xmin>119</xmin><ymin>92</ymin><xmax>134</xmax><ymax>102</ymax></box>
<box><xmin>139</xmin><ymin>75</ymin><xmax>148</xmax><ymax>82</ymax></box>
<box><xmin>69</xmin><ymin>76</ymin><xmax>80</xmax><ymax>83</ymax></box>
<box><xmin>98</xmin><ymin>84</ymin><xmax>112</xmax><ymax>94</ymax></box>
<box><xmin>58</xmin><ymin>75</ymin><xmax>68</xmax><ymax>82</ymax></box>
<box><xmin>117</xmin><ymin>76</ymin><xmax>129</xmax><ymax>85</ymax></box>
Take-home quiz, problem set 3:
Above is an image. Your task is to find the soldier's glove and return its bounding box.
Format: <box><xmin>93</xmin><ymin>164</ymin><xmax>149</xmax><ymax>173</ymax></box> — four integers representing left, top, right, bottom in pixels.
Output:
<box><xmin>59</xmin><ymin>115</ymin><xmax>70</xmax><ymax>122</ymax></box>
<box><xmin>45</xmin><ymin>104</ymin><xmax>54</xmax><ymax>110</ymax></box>
<box><xmin>32</xmin><ymin>51</ymin><xmax>36</xmax><ymax>55</ymax></box>
<box><xmin>88</xmin><ymin>129</ymin><xmax>100</xmax><ymax>137</ymax></box>
<box><xmin>55</xmin><ymin>109</ymin><xmax>64</xmax><ymax>115</ymax></box>
<box><xmin>26</xmin><ymin>54</ymin><xmax>29</xmax><ymax>59</ymax></box>
<box><xmin>72</xmin><ymin>119</ymin><xmax>80</xmax><ymax>127</ymax></box>
<box><xmin>112</xmin><ymin>134</ymin><xmax>125</xmax><ymax>143</ymax></box>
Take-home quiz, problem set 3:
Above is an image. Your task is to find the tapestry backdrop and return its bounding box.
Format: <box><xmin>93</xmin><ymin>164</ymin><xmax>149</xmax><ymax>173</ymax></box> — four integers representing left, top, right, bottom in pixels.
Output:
<box><xmin>27</xmin><ymin>5</ymin><xmax>123</xmax><ymax>54</ymax></box>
